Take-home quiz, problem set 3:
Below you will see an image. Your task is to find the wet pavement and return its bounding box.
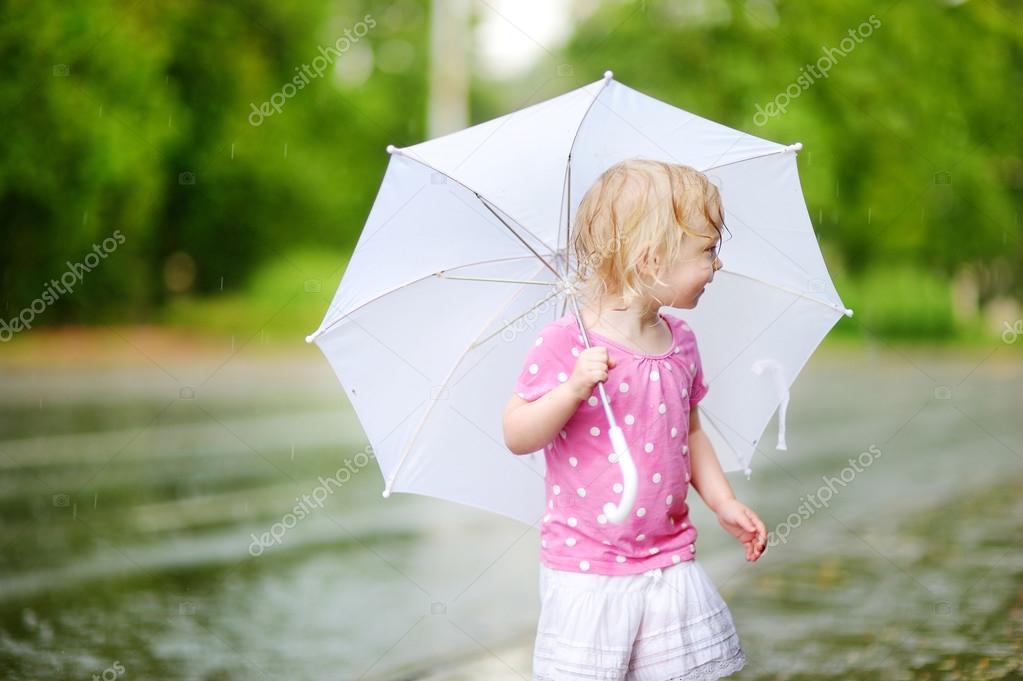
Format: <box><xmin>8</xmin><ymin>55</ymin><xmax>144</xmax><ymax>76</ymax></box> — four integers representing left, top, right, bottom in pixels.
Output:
<box><xmin>0</xmin><ymin>340</ymin><xmax>1019</xmax><ymax>680</ymax></box>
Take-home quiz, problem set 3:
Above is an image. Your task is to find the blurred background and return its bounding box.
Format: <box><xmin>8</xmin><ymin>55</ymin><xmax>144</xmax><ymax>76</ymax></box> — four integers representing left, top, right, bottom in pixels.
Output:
<box><xmin>0</xmin><ymin>1</ymin><xmax>1020</xmax><ymax>679</ymax></box>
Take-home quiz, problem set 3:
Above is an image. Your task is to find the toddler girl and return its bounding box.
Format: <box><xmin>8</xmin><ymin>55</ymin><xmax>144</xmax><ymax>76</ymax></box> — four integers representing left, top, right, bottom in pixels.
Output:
<box><xmin>503</xmin><ymin>159</ymin><xmax>767</xmax><ymax>681</ymax></box>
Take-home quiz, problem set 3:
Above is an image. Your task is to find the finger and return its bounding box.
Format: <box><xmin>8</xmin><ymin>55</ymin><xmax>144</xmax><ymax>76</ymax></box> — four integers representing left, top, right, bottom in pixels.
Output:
<box><xmin>732</xmin><ymin>521</ymin><xmax>757</xmax><ymax>542</ymax></box>
<box><xmin>744</xmin><ymin>509</ymin><xmax>761</xmax><ymax>535</ymax></box>
<box><xmin>751</xmin><ymin>513</ymin><xmax>767</xmax><ymax>540</ymax></box>
<box><xmin>732</xmin><ymin>526</ymin><xmax>754</xmax><ymax>542</ymax></box>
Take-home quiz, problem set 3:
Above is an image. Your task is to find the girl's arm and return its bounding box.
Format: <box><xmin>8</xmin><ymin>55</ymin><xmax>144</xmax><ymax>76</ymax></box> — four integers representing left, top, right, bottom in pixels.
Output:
<box><xmin>502</xmin><ymin>382</ymin><xmax>588</xmax><ymax>455</ymax></box>
<box><xmin>503</xmin><ymin>346</ymin><xmax>615</xmax><ymax>455</ymax></box>
<box><xmin>689</xmin><ymin>408</ymin><xmax>768</xmax><ymax>562</ymax></box>
<box><xmin>688</xmin><ymin>408</ymin><xmax>736</xmax><ymax>513</ymax></box>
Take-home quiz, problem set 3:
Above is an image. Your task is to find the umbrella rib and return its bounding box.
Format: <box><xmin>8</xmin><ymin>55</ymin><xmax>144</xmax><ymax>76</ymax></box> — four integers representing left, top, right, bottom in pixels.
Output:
<box><xmin>474</xmin><ymin>194</ymin><xmax>564</xmax><ymax>283</ymax></box>
<box><xmin>564</xmin><ymin>157</ymin><xmax>572</xmax><ymax>281</ymax></box>
<box><xmin>467</xmin><ymin>285</ymin><xmax>564</xmax><ymax>351</ymax></box>
<box><xmin>559</xmin><ymin>154</ymin><xmax>570</xmax><ymax>276</ymax></box>
<box><xmin>382</xmin><ymin>259</ymin><xmax>553</xmax><ymax>496</ymax></box>
<box><xmin>718</xmin><ymin>269</ymin><xmax>853</xmax><ymax>317</ymax></box>
<box><xmin>438</xmin><ymin>274</ymin><xmax>557</xmax><ymax>286</ymax></box>
<box><xmin>694</xmin><ymin>404</ymin><xmax>754</xmax><ymax>473</ymax></box>
<box><xmin>563</xmin><ymin>88</ymin><xmax>798</xmax><ymax>186</ymax></box>
<box><xmin>560</xmin><ymin>72</ymin><xmax>614</xmax><ymax>278</ymax></box>
<box><xmin>306</xmin><ymin>255</ymin><xmax>549</xmax><ymax>342</ymax></box>
<box><xmin>701</xmin><ymin>142</ymin><xmax>803</xmax><ymax>173</ymax></box>
<box><xmin>390</xmin><ymin>148</ymin><xmax>557</xmax><ymax>255</ymax></box>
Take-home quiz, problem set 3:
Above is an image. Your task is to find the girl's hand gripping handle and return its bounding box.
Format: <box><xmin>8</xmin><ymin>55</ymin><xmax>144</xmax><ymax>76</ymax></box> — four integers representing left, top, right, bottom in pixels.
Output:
<box><xmin>568</xmin><ymin>346</ymin><xmax>636</xmax><ymax>524</ymax></box>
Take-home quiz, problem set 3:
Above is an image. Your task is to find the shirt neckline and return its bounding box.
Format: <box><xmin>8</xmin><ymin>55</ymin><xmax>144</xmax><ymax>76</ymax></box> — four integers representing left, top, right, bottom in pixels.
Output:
<box><xmin>576</xmin><ymin>311</ymin><xmax>678</xmax><ymax>359</ymax></box>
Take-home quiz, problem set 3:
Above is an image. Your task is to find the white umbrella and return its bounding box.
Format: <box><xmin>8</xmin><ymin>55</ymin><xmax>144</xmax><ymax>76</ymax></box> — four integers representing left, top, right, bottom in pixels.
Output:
<box><xmin>305</xmin><ymin>71</ymin><xmax>852</xmax><ymax>528</ymax></box>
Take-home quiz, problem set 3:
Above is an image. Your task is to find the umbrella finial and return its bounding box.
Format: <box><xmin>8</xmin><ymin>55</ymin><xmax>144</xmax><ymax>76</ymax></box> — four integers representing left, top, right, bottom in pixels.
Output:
<box><xmin>744</xmin><ymin>466</ymin><xmax>753</xmax><ymax>480</ymax></box>
<box><xmin>386</xmin><ymin>144</ymin><xmax>399</xmax><ymax>155</ymax></box>
<box><xmin>603</xmin><ymin>70</ymin><xmax>614</xmax><ymax>82</ymax></box>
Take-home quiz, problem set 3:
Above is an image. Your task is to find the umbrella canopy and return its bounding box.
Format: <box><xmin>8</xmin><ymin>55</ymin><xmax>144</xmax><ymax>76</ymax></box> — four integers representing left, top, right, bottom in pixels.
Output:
<box><xmin>306</xmin><ymin>71</ymin><xmax>852</xmax><ymax>527</ymax></box>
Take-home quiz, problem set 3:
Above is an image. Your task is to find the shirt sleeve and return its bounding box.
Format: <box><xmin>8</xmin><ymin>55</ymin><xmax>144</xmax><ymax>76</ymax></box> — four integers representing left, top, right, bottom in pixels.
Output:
<box><xmin>689</xmin><ymin>331</ymin><xmax>709</xmax><ymax>407</ymax></box>
<box><xmin>512</xmin><ymin>322</ymin><xmax>575</xmax><ymax>402</ymax></box>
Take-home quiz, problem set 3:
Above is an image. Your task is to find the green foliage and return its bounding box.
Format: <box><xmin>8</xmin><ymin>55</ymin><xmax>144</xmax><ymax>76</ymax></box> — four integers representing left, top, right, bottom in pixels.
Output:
<box><xmin>842</xmin><ymin>263</ymin><xmax>958</xmax><ymax>340</ymax></box>
<box><xmin>0</xmin><ymin>0</ymin><xmax>427</xmax><ymax>323</ymax></box>
<box><xmin>551</xmin><ymin>0</ymin><xmax>1023</xmax><ymax>305</ymax></box>
<box><xmin>161</xmin><ymin>247</ymin><xmax>347</xmax><ymax>342</ymax></box>
<box><xmin>1</xmin><ymin>0</ymin><xmax>1020</xmax><ymax>344</ymax></box>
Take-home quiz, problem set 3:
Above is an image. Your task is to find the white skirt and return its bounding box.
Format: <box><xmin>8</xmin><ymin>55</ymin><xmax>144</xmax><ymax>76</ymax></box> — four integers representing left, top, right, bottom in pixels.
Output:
<box><xmin>533</xmin><ymin>559</ymin><xmax>747</xmax><ymax>681</ymax></box>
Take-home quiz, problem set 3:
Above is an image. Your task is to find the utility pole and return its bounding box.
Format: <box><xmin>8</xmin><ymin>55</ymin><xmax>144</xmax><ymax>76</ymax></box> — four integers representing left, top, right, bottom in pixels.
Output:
<box><xmin>427</xmin><ymin>0</ymin><xmax>471</xmax><ymax>137</ymax></box>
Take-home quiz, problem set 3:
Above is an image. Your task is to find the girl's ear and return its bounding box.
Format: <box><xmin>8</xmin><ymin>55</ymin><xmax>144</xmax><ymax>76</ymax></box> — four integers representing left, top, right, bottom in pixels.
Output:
<box><xmin>637</xmin><ymin>248</ymin><xmax>660</xmax><ymax>277</ymax></box>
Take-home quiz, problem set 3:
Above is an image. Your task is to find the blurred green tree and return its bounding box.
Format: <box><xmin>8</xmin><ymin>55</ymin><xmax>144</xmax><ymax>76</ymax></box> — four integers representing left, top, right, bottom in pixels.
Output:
<box><xmin>2</xmin><ymin>0</ymin><xmax>1020</xmax><ymax>335</ymax></box>
<box><xmin>547</xmin><ymin>0</ymin><xmax>1022</xmax><ymax>307</ymax></box>
<box><xmin>0</xmin><ymin>0</ymin><xmax>428</xmax><ymax>323</ymax></box>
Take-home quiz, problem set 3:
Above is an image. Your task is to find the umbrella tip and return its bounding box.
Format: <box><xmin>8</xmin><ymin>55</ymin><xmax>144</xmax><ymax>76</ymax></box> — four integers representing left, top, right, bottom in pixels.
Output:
<box><xmin>603</xmin><ymin>70</ymin><xmax>614</xmax><ymax>81</ymax></box>
<box><xmin>386</xmin><ymin>144</ymin><xmax>399</xmax><ymax>155</ymax></box>
<box><xmin>788</xmin><ymin>142</ymin><xmax>803</xmax><ymax>153</ymax></box>
<box><xmin>382</xmin><ymin>488</ymin><xmax>391</xmax><ymax>498</ymax></box>
<box><xmin>304</xmin><ymin>333</ymin><xmax>316</xmax><ymax>343</ymax></box>
<box><xmin>844</xmin><ymin>307</ymin><xmax>854</xmax><ymax>318</ymax></box>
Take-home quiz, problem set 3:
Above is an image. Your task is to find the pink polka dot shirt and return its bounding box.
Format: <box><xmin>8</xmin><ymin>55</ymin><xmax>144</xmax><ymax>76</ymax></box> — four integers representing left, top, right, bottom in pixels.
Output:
<box><xmin>513</xmin><ymin>311</ymin><xmax>709</xmax><ymax>575</ymax></box>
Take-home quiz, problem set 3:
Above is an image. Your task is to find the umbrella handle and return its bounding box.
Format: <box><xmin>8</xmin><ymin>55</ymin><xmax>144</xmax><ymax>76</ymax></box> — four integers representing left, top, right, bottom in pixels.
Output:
<box><xmin>565</xmin><ymin>291</ymin><xmax>639</xmax><ymax>524</ymax></box>
<box><xmin>602</xmin><ymin>425</ymin><xmax>638</xmax><ymax>524</ymax></box>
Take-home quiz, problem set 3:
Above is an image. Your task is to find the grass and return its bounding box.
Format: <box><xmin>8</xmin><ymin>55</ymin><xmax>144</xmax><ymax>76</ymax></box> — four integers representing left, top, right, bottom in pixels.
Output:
<box><xmin>3</xmin><ymin>250</ymin><xmax>1018</xmax><ymax>358</ymax></box>
<box><xmin>159</xmin><ymin>248</ymin><xmax>349</xmax><ymax>347</ymax></box>
<box><xmin>156</xmin><ymin>252</ymin><xmax>1008</xmax><ymax>350</ymax></box>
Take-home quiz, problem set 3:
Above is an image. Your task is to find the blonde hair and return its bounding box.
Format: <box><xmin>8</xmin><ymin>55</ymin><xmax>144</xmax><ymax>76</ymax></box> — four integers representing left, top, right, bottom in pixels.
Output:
<box><xmin>571</xmin><ymin>159</ymin><xmax>726</xmax><ymax>317</ymax></box>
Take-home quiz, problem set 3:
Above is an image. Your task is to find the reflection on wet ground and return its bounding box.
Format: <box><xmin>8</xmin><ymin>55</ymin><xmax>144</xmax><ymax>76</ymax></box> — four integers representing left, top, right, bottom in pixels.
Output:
<box><xmin>0</xmin><ymin>346</ymin><xmax>1019</xmax><ymax>679</ymax></box>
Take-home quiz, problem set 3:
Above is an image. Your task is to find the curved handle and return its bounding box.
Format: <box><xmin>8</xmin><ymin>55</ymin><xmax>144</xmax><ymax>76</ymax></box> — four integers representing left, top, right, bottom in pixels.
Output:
<box><xmin>602</xmin><ymin>425</ymin><xmax>637</xmax><ymax>524</ymax></box>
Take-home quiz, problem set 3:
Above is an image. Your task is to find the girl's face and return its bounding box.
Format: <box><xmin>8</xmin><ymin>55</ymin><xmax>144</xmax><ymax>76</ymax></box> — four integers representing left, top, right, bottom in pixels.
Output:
<box><xmin>647</xmin><ymin>217</ymin><xmax>723</xmax><ymax>309</ymax></box>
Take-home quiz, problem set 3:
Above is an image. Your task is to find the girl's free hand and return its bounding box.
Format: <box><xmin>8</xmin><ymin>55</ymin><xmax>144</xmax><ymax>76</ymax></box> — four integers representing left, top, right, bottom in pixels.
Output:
<box><xmin>566</xmin><ymin>346</ymin><xmax>616</xmax><ymax>400</ymax></box>
<box><xmin>715</xmin><ymin>498</ymin><xmax>767</xmax><ymax>562</ymax></box>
